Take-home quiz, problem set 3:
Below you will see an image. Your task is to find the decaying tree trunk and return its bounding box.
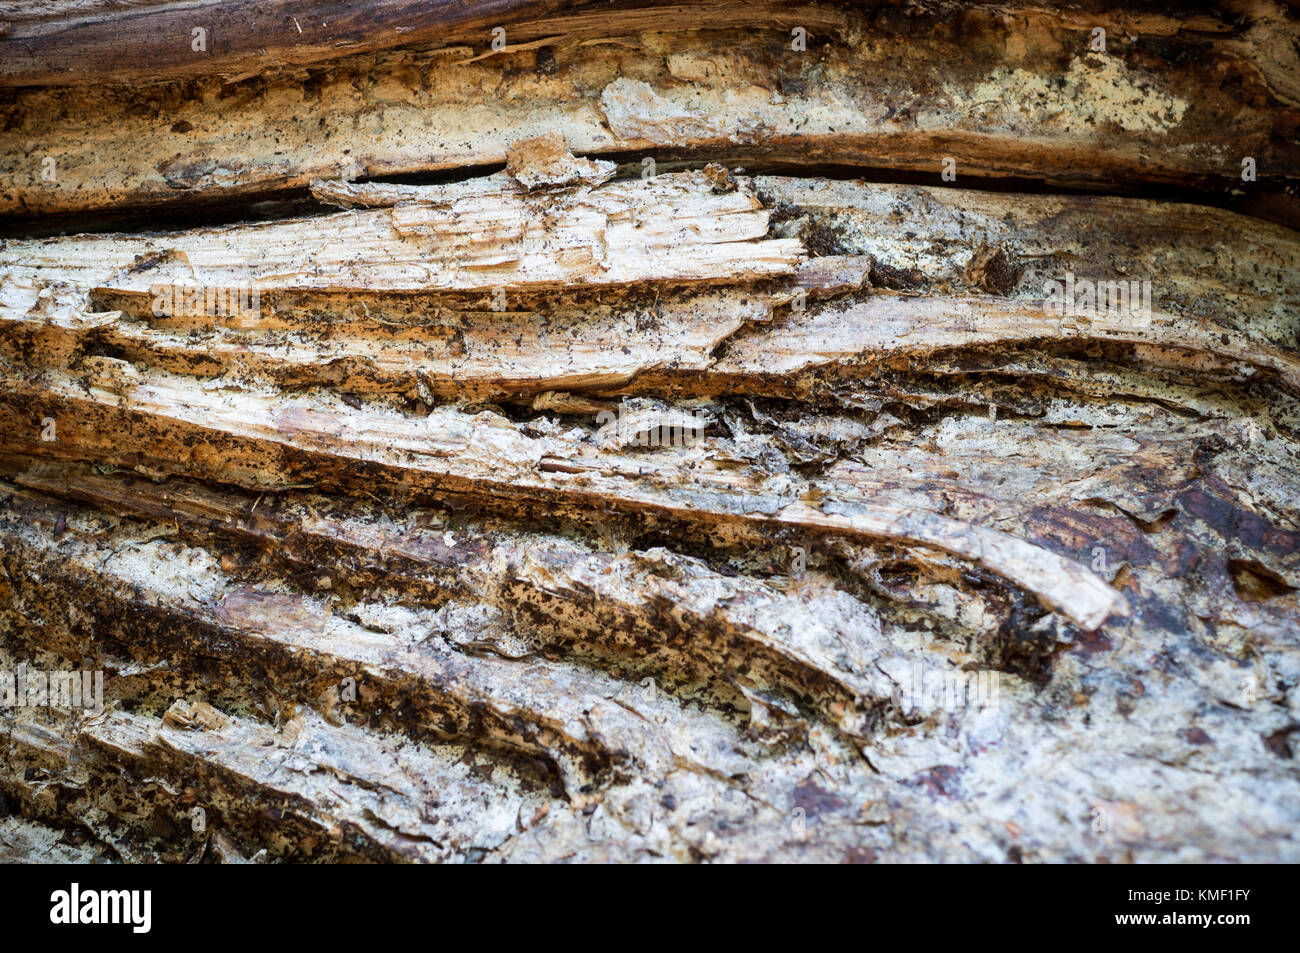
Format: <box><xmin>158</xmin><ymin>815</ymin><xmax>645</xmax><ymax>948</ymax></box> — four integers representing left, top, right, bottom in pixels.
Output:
<box><xmin>0</xmin><ymin>0</ymin><xmax>1298</xmax><ymax>863</ymax></box>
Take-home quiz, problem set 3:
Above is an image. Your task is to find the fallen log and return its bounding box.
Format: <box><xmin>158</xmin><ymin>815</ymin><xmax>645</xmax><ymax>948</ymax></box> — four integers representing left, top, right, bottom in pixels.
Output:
<box><xmin>1</xmin><ymin>2</ymin><xmax>1298</xmax><ymax>865</ymax></box>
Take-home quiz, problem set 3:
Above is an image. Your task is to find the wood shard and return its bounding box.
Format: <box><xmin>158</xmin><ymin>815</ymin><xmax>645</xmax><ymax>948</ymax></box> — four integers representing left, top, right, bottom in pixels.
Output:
<box><xmin>505</xmin><ymin>132</ymin><xmax>617</xmax><ymax>190</ymax></box>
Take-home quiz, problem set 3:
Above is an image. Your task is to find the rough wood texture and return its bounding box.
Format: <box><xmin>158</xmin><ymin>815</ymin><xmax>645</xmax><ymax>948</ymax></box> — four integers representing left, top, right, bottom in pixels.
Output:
<box><xmin>1</xmin><ymin>1</ymin><xmax>1298</xmax><ymax>864</ymax></box>
<box><xmin>3</xmin><ymin>1</ymin><xmax>1298</xmax><ymax>221</ymax></box>
<box><xmin>0</xmin><ymin>0</ymin><xmax>578</xmax><ymax>87</ymax></box>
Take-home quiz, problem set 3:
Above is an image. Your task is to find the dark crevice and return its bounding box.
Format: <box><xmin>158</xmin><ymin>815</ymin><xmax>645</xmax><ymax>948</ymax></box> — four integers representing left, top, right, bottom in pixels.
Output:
<box><xmin>2</xmin><ymin>146</ymin><xmax>1295</xmax><ymax>240</ymax></box>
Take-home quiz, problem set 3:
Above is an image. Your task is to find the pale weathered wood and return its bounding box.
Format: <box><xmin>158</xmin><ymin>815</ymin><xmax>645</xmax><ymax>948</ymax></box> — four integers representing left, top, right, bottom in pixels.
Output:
<box><xmin>2</xmin><ymin>1</ymin><xmax>1299</xmax><ymax>866</ymax></box>
<box><xmin>2</xmin><ymin>1</ymin><xmax>1296</xmax><ymax>219</ymax></box>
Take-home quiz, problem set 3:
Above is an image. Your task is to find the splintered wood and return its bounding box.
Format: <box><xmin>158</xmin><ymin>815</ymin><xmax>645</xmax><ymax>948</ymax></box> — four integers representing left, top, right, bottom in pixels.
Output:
<box><xmin>0</xmin><ymin>0</ymin><xmax>1298</xmax><ymax>865</ymax></box>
